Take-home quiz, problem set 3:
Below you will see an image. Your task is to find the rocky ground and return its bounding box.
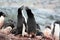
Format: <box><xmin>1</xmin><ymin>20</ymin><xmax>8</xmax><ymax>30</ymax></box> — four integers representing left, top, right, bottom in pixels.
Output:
<box><xmin>0</xmin><ymin>28</ymin><xmax>54</xmax><ymax>40</ymax></box>
<box><xmin>0</xmin><ymin>33</ymin><xmax>53</xmax><ymax>40</ymax></box>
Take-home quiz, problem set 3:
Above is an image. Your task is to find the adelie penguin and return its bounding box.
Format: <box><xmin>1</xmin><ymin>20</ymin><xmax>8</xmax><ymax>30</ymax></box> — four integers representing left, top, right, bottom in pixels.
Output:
<box><xmin>25</xmin><ymin>7</ymin><xmax>37</xmax><ymax>38</ymax></box>
<box><xmin>36</xmin><ymin>24</ymin><xmax>44</xmax><ymax>36</ymax></box>
<box><xmin>51</xmin><ymin>21</ymin><xmax>60</xmax><ymax>40</ymax></box>
<box><xmin>0</xmin><ymin>12</ymin><xmax>6</xmax><ymax>29</ymax></box>
<box><xmin>11</xmin><ymin>6</ymin><xmax>27</xmax><ymax>36</ymax></box>
<box><xmin>3</xmin><ymin>19</ymin><xmax>15</xmax><ymax>29</ymax></box>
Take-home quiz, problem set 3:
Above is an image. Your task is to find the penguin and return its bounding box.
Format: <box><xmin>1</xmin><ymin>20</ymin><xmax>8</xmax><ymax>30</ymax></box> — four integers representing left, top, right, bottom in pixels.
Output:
<box><xmin>52</xmin><ymin>21</ymin><xmax>60</xmax><ymax>40</ymax></box>
<box><xmin>0</xmin><ymin>12</ymin><xmax>6</xmax><ymax>29</ymax></box>
<box><xmin>25</xmin><ymin>7</ymin><xmax>37</xmax><ymax>38</ymax></box>
<box><xmin>43</xmin><ymin>26</ymin><xmax>51</xmax><ymax>38</ymax></box>
<box><xmin>11</xmin><ymin>6</ymin><xmax>27</xmax><ymax>36</ymax></box>
<box><xmin>3</xmin><ymin>19</ymin><xmax>15</xmax><ymax>29</ymax></box>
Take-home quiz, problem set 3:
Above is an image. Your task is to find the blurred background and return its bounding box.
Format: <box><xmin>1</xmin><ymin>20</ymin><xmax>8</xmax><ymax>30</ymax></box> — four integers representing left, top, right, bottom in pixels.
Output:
<box><xmin>0</xmin><ymin>0</ymin><xmax>60</xmax><ymax>31</ymax></box>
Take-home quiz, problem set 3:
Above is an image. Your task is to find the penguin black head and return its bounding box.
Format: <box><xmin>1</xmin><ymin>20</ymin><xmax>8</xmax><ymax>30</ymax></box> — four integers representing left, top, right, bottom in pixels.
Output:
<box><xmin>18</xmin><ymin>6</ymin><xmax>24</xmax><ymax>15</ymax></box>
<box><xmin>18</xmin><ymin>8</ymin><xmax>22</xmax><ymax>15</ymax></box>
<box><xmin>53</xmin><ymin>21</ymin><xmax>60</xmax><ymax>27</ymax></box>
<box><xmin>7</xmin><ymin>23</ymin><xmax>15</xmax><ymax>29</ymax></box>
<box><xmin>25</xmin><ymin>7</ymin><xmax>34</xmax><ymax>17</ymax></box>
<box><xmin>3</xmin><ymin>19</ymin><xmax>15</xmax><ymax>29</ymax></box>
<box><xmin>36</xmin><ymin>32</ymin><xmax>44</xmax><ymax>36</ymax></box>
<box><xmin>45</xmin><ymin>26</ymin><xmax>51</xmax><ymax>29</ymax></box>
<box><xmin>0</xmin><ymin>12</ymin><xmax>6</xmax><ymax>17</ymax></box>
<box><xmin>54</xmin><ymin>21</ymin><xmax>60</xmax><ymax>24</ymax></box>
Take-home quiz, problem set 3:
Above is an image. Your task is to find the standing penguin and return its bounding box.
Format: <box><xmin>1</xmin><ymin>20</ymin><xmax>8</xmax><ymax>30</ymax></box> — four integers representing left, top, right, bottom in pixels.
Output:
<box><xmin>0</xmin><ymin>12</ymin><xmax>6</xmax><ymax>29</ymax></box>
<box><xmin>52</xmin><ymin>21</ymin><xmax>60</xmax><ymax>40</ymax></box>
<box><xmin>25</xmin><ymin>7</ymin><xmax>37</xmax><ymax>38</ymax></box>
<box><xmin>11</xmin><ymin>6</ymin><xmax>27</xmax><ymax>36</ymax></box>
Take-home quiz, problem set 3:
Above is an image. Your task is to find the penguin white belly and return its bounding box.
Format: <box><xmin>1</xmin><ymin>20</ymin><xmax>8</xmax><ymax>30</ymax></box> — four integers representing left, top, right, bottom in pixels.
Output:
<box><xmin>22</xmin><ymin>24</ymin><xmax>25</xmax><ymax>36</ymax></box>
<box><xmin>54</xmin><ymin>24</ymin><xmax>59</xmax><ymax>40</ymax></box>
<box><xmin>0</xmin><ymin>16</ymin><xmax>4</xmax><ymax>28</ymax></box>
